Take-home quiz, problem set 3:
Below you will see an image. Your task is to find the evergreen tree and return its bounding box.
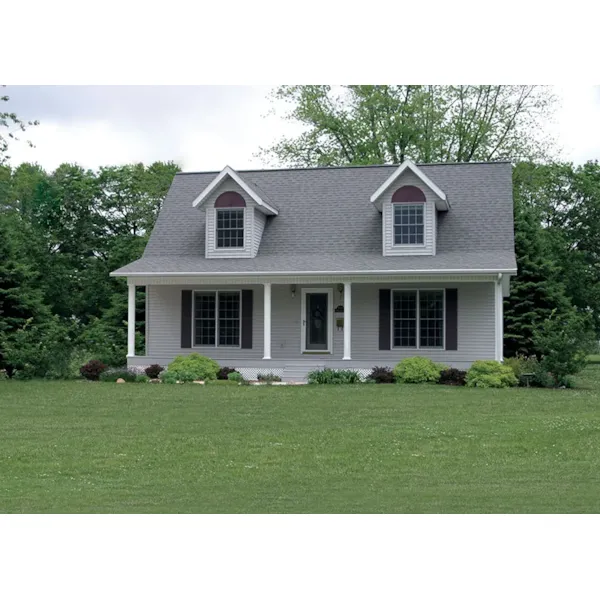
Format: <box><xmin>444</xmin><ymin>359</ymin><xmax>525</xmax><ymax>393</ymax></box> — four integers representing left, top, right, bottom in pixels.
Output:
<box><xmin>504</xmin><ymin>201</ymin><xmax>571</xmax><ymax>357</ymax></box>
<box><xmin>0</xmin><ymin>214</ymin><xmax>49</xmax><ymax>368</ymax></box>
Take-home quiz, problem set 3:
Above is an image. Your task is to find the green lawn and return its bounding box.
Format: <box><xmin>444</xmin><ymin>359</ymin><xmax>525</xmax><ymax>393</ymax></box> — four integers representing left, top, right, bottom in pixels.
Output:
<box><xmin>1</xmin><ymin>367</ymin><xmax>600</xmax><ymax>513</ymax></box>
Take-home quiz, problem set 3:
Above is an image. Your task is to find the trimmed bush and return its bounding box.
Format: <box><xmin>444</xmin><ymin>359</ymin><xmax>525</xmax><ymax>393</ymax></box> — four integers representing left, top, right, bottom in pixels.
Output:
<box><xmin>99</xmin><ymin>369</ymin><xmax>137</xmax><ymax>383</ymax></box>
<box><xmin>367</xmin><ymin>366</ymin><xmax>395</xmax><ymax>384</ymax></box>
<box><xmin>257</xmin><ymin>373</ymin><xmax>282</xmax><ymax>383</ymax></box>
<box><xmin>465</xmin><ymin>360</ymin><xmax>518</xmax><ymax>388</ymax></box>
<box><xmin>145</xmin><ymin>364</ymin><xmax>164</xmax><ymax>379</ymax></box>
<box><xmin>307</xmin><ymin>368</ymin><xmax>362</xmax><ymax>384</ymax></box>
<box><xmin>80</xmin><ymin>359</ymin><xmax>108</xmax><ymax>381</ymax></box>
<box><xmin>135</xmin><ymin>374</ymin><xmax>150</xmax><ymax>383</ymax></box>
<box><xmin>393</xmin><ymin>357</ymin><xmax>445</xmax><ymax>384</ymax></box>
<box><xmin>438</xmin><ymin>368</ymin><xmax>467</xmax><ymax>386</ymax></box>
<box><xmin>166</xmin><ymin>353</ymin><xmax>220</xmax><ymax>382</ymax></box>
<box><xmin>217</xmin><ymin>367</ymin><xmax>238</xmax><ymax>380</ymax></box>
<box><xmin>227</xmin><ymin>371</ymin><xmax>243</xmax><ymax>382</ymax></box>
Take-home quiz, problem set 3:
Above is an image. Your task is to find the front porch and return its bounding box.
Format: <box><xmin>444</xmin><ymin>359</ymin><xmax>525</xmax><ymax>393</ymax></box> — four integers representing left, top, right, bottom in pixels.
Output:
<box><xmin>125</xmin><ymin>274</ymin><xmax>508</xmax><ymax>380</ymax></box>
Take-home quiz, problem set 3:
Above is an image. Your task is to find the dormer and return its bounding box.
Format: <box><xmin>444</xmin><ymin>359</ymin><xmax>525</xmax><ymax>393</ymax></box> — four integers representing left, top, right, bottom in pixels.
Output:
<box><xmin>370</xmin><ymin>159</ymin><xmax>449</xmax><ymax>257</ymax></box>
<box><xmin>192</xmin><ymin>166</ymin><xmax>278</xmax><ymax>259</ymax></box>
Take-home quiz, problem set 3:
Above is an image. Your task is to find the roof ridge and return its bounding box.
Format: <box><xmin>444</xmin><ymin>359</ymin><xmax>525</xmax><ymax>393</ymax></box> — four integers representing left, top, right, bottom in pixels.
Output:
<box><xmin>175</xmin><ymin>160</ymin><xmax>513</xmax><ymax>176</ymax></box>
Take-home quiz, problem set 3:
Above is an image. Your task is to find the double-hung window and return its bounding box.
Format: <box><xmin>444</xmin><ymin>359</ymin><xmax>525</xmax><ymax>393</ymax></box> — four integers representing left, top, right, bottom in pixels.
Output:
<box><xmin>216</xmin><ymin>209</ymin><xmax>244</xmax><ymax>248</ymax></box>
<box><xmin>393</xmin><ymin>204</ymin><xmax>424</xmax><ymax>245</ymax></box>
<box><xmin>194</xmin><ymin>291</ymin><xmax>241</xmax><ymax>347</ymax></box>
<box><xmin>392</xmin><ymin>290</ymin><xmax>444</xmax><ymax>348</ymax></box>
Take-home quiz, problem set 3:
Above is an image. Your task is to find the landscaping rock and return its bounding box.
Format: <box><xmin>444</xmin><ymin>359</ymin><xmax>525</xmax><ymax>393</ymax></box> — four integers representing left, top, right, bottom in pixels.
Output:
<box><xmin>193</xmin><ymin>380</ymin><xmax>205</xmax><ymax>385</ymax></box>
<box><xmin>116</xmin><ymin>378</ymin><xmax>126</xmax><ymax>384</ymax></box>
<box><xmin>150</xmin><ymin>378</ymin><xmax>161</xmax><ymax>384</ymax></box>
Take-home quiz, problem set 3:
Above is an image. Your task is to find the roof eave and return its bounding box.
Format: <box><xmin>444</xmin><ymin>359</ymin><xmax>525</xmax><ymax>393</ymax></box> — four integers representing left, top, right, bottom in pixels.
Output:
<box><xmin>110</xmin><ymin>267</ymin><xmax>517</xmax><ymax>278</ymax></box>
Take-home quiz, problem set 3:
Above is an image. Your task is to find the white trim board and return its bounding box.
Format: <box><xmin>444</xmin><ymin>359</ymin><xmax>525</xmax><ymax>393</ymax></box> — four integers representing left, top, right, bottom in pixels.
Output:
<box><xmin>192</xmin><ymin>166</ymin><xmax>278</xmax><ymax>215</ymax></box>
<box><xmin>370</xmin><ymin>159</ymin><xmax>449</xmax><ymax>211</ymax></box>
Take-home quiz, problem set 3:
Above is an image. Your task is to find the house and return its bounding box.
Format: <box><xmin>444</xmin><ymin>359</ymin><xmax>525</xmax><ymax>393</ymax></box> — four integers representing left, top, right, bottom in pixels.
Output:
<box><xmin>111</xmin><ymin>159</ymin><xmax>516</xmax><ymax>381</ymax></box>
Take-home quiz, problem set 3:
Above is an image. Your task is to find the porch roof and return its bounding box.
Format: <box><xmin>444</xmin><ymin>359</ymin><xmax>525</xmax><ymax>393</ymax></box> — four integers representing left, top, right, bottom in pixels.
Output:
<box><xmin>111</xmin><ymin>250</ymin><xmax>516</xmax><ymax>277</ymax></box>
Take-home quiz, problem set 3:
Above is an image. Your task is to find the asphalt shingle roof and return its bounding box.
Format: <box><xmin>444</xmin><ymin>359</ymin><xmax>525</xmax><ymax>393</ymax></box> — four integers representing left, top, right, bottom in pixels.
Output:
<box><xmin>112</xmin><ymin>162</ymin><xmax>517</xmax><ymax>276</ymax></box>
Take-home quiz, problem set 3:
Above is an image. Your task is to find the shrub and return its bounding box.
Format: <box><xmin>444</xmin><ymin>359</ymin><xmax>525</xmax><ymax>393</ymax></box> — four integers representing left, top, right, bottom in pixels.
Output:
<box><xmin>393</xmin><ymin>357</ymin><xmax>445</xmax><ymax>384</ymax></box>
<box><xmin>307</xmin><ymin>368</ymin><xmax>362</xmax><ymax>384</ymax></box>
<box><xmin>145</xmin><ymin>364</ymin><xmax>164</xmax><ymax>379</ymax></box>
<box><xmin>257</xmin><ymin>373</ymin><xmax>282</xmax><ymax>383</ymax></box>
<box><xmin>227</xmin><ymin>371</ymin><xmax>243</xmax><ymax>383</ymax></box>
<box><xmin>533</xmin><ymin>309</ymin><xmax>597</xmax><ymax>387</ymax></box>
<box><xmin>2</xmin><ymin>316</ymin><xmax>78</xmax><ymax>379</ymax></box>
<box><xmin>99</xmin><ymin>369</ymin><xmax>137</xmax><ymax>383</ymax></box>
<box><xmin>367</xmin><ymin>366</ymin><xmax>395</xmax><ymax>384</ymax></box>
<box><xmin>465</xmin><ymin>360</ymin><xmax>518</xmax><ymax>388</ymax></box>
<box><xmin>160</xmin><ymin>370</ymin><xmax>179</xmax><ymax>384</ymax></box>
<box><xmin>504</xmin><ymin>355</ymin><xmax>550</xmax><ymax>387</ymax></box>
<box><xmin>217</xmin><ymin>366</ymin><xmax>238</xmax><ymax>380</ymax></box>
<box><xmin>80</xmin><ymin>359</ymin><xmax>108</xmax><ymax>381</ymax></box>
<box><xmin>438</xmin><ymin>368</ymin><xmax>467</xmax><ymax>386</ymax></box>
<box><xmin>167</xmin><ymin>353</ymin><xmax>220</xmax><ymax>382</ymax></box>
<box><xmin>135</xmin><ymin>374</ymin><xmax>150</xmax><ymax>383</ymax></box>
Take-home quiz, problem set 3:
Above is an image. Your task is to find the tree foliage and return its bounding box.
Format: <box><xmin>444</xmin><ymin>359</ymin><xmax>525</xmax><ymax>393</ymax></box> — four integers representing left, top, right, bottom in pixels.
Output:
<box><xmin>260</xmin><ymin>85</ymin><xmax>557</xmax><ymax>167</ymax></box>
<box><xmin>0</xmin><ymin>160</ymin><xmax>179</xmax><ymax>373</ymax></box>
<box><xmin>0</xmin><ymin>89</ymin><xmax>39</xmax><ymax>164</ymax></box>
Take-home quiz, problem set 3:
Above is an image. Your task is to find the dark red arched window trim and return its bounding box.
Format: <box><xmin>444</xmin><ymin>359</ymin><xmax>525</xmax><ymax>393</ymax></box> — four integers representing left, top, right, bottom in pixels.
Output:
<box><xmin>214</xmin><ymin>191</ymin><xmax>246</xmax><ymax>208</ymax></box>
<box><xmin>391</xmin><ymin>185</ymin><xmax>426</xmax><ymax>203</ymax></box>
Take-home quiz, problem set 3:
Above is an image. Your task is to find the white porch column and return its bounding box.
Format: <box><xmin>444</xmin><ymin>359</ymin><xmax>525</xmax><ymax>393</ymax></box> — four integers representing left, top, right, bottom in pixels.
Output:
<box><xmin>495</xmin><ymin>274</ymin><xmax>504</xmax><ymax>362</ymax></box>
<box><xmin>127</xmin><ymin>283</ymin><xmax>136</xmax><ymax>357</ymax></box>
<box><xmin>263</xmin><ymin>282</ymin><xmax>272</xmax><ymax>359</ymax></box>
<box><xmin>343</xmin><ymin>282</ymin><xmax>352</xmax><ymax>360</ymax></box>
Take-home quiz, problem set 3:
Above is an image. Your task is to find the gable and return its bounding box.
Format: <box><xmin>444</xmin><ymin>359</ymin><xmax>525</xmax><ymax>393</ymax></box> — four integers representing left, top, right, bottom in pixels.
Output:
<box><xmin>370</xmin><ymin>159</ymin><xmax>449</xmax><ymax>211</ymax></box>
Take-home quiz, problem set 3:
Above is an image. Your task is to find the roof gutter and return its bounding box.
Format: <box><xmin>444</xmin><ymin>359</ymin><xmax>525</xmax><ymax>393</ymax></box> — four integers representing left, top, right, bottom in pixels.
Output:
<box><xmin>111</xmin><ymin>267</ymin><xmax>517</xmax><ymax>278</ymax></box>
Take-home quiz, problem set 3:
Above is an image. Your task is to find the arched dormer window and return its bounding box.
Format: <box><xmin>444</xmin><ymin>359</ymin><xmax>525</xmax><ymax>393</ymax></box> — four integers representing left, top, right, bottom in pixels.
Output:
<box><xmin>391</xmin><ymin>186</ymin><xmax>426</xmax><ymax>245</ymax></box>
<box><xmin>215</xmin><ymin>192</ymin><xmax>246</xmax><ymax>248</ymax></box>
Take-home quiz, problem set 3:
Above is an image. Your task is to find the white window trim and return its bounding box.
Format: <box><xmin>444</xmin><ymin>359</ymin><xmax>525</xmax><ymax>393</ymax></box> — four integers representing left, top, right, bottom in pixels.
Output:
<box><xmin>392</xmin><ymin>203</ymin><xmax>426</xmax><ymax>247</ymax></box>
<box><xmin>300</xmin><ymin>288</ymin><xmax>334</xmax><ymax>354</ymax></box>
<box><xmin>192</xmin><ymin>289</ymin><xmax>242</xmax><ymax>349</ymax></box>
<box><xmin>391</xmin><ymin>288</ymin><xmax>446</xmax><ymax>350</ymax></box>
<box><xmin>215</xmin><ymin>207</ymin><xmax>246</xmax><ymax>250</ymax></box>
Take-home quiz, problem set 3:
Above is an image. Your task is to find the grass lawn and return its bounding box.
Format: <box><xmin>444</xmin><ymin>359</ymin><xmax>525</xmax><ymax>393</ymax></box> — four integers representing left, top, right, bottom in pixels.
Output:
<box><xmin>1</xmin><ymin>367</ymin><xmax>600</xmax><ymax>513</ymax></box>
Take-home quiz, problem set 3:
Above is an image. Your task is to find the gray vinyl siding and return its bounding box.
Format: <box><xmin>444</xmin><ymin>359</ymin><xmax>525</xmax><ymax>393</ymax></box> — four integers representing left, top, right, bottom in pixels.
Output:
<box><xmin>382</xmin><ymin>171</ymin><xmax>437</xmax><ymax>256</ymax></box>
<box><xmin>147</xmin><ymin>284</ymin><xmax>264</xmax><ymax>360</ymax></box>
<box><xmin>204</xmin><ymin>179</ymin><xmax>260</xmax><ymax>259</ymax></box>
<box><xmin>253</xmin><ymin>210</ymin><xmax>267</xmax><ymax>256</ymax></box>
<box><xmin>143</xmin><ymin>282</ymin><xmax>495</xmax><ymax>369</ymax></box>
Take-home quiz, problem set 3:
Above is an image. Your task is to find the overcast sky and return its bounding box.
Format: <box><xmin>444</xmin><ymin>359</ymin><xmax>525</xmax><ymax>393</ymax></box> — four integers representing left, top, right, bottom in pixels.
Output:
<box><xmin>4</xmin><ymin>85</ymin><xmax>600</xmax><ymax>172</ymax></box>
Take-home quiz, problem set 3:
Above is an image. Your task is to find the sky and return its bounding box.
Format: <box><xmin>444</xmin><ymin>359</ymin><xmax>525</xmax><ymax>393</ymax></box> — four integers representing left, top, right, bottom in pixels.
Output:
<box><xmin>3</xmin><ymin>85</ymin><xmax>600</xmax><ymax>172</ymax></box>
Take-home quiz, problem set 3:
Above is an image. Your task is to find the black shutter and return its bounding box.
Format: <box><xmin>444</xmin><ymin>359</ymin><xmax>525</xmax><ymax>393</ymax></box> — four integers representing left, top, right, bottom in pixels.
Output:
<box><xmin>445</xmin><ymin>289</ymin><xmax>458</xmax><ymax>351</ymax></box>
<box><xmin>241</xmin><ymin>289</ymin><xmax>253</xmax><ymax>349</ymax></box>
<box><xmin>379</xmin><ymin>289</ymin><xmax>391</xmax><ymax>350</ymax></box>
<box><xmin>181</xmin><ymin>290</ymin><xmax>193</xmax><ymax>348</ymax></box>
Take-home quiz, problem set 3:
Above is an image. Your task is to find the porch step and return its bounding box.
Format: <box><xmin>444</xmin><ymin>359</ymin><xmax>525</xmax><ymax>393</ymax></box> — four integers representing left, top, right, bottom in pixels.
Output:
<box><xmin>282</xmin><ymin>363</ymin><xmax>324</xmax><ymax>383</ymax></box>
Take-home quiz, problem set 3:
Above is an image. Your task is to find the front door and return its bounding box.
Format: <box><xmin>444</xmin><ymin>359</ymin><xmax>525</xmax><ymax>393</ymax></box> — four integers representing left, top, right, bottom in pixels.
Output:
<box><xmin>302</xmin><ymin>290</ymin><xmax>331</xmax><ymax>352</ymax></box>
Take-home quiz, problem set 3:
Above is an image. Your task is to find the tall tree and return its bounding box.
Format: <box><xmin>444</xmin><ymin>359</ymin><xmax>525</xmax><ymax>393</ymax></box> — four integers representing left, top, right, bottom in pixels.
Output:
<box><xmin>259</xmin><ymin>85</ymin><xmax>556</xmax><ymax>167</ymax></box>
<box><xmin>504</xmin><ymin>191</ymin><xmax>572</xmax><ymax>357</ymax></box>
<box><xmin>515</xmin><ymin>160</ymin><xmax>600</xmax><ymax>335</ymax></box>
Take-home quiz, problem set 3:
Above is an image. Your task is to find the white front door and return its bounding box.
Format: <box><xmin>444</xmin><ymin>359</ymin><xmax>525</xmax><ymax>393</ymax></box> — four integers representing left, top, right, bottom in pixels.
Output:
<box><xmin>301</xmin><ymin>288</ymin><xmax>333</xmax><ymax>353</ymax></box>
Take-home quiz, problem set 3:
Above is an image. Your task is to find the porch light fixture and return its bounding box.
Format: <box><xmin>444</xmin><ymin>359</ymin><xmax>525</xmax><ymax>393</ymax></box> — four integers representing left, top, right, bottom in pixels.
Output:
<box><xmin>290</xmin><ymin>284</ymin><xmax>296</xmax><ymax>298</ymax></box>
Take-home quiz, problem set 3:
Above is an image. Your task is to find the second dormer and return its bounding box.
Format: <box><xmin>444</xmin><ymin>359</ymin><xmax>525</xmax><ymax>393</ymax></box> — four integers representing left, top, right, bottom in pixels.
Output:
<box><xmin>370</xmin><ymin>160</ymin><xmax>450</xmax><ymax>256</ymax></box>
<box><xmin>192</xmin><ymin>166</ymin><xmax>278</xmax><ymax>259</ymax></box>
